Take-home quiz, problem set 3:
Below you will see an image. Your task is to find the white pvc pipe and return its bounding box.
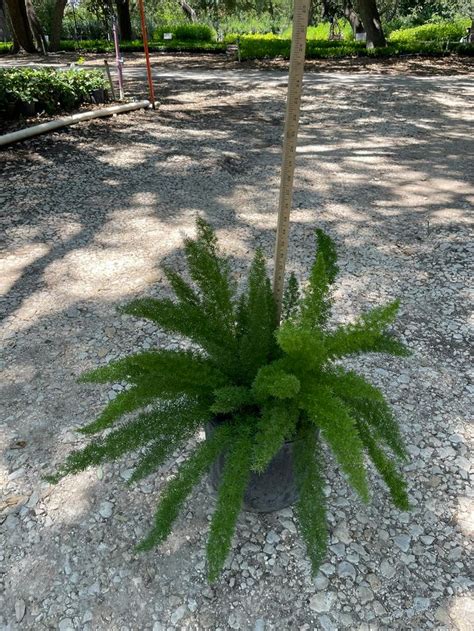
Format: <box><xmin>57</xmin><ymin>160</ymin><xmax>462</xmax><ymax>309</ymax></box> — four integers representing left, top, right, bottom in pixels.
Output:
<box><xmin>0</xmin><ymin>100</ymin><xmax>151</xmax><ymax>147</ymax></box>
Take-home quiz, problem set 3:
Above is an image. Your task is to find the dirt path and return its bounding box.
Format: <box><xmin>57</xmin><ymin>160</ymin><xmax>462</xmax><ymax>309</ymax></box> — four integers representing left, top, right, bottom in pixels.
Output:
<box><xmin>1</xmin><ymin>69</ymin><xmax>473</xmax><ymax>630</ymax></box>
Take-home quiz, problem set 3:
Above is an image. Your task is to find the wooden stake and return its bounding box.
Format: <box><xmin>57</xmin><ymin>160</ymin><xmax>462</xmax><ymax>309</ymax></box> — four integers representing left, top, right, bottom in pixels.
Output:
<box><xmin>272</xmin><ymin>0</ymin><xmax>310</xmax><ymax>321</ymax></box>
<box><xmin>104</xmin><ymin>60</ymin><xmax>116</xmax><ymax>101</ymax></box>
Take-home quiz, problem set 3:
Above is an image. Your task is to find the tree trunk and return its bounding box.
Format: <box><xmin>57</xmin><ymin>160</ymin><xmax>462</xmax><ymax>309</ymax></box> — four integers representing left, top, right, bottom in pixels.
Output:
<box><xmin>0</xmin><ymin>0</ymin><xmax>10</xmax><ymax>41</ymax></box>
<box><xmin>26</xmin><ymin>0</ymin><xmax>47</xmax><ymax>53</ymax></box>
<box><xmin>343</xmin><ymin>1</ymin><xmax>364</xmax><ymax>37</ymax></box>
<box><xmin>50</xmin><ymin>0</ymin><xmax>67</xmax><ymax>51</ymax></box>
<box><xmin>354</xmin><ymin>0</ymin><xmax>386</xmax><ymax>48</ymax></box>
<box><xmin>5</xmin><ymin>0</ymin><xmax>37</xmax><ymax>52</ymax></box>
<box><xmin>179</xmin><ymin>0</ymin><xmax>197</xmax><ymax>23</ymax></box>
<box><xmin>115</xmin><ymin>0</ymin><xmax>132</xmax><ymax>40</ymax></box>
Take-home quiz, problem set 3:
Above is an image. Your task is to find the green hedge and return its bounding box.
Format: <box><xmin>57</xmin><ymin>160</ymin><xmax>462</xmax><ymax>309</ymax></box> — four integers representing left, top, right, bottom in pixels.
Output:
<box><xmin>282</xmin><ymin>20</ymin><xmax>354</xmax><ymax>41</ymax></box>
<box><xmin>0</xmin><ymin>67</ymin><xmax>107</xmax><ymax>118</ymax></box>
<box><xmin>389</xmin><ymin>18</ymin><xmax>471</xmax><ymax>44</ymax></box>
<box><xmin>57</xmin><ymin>38</ymin><xmax>225</xmax><ymax>53</ymax></box>
<box><xmin>236</xmin><ymin>33</ymin><xmax>472</xmax><ymax>60</ymax></box>
<box><xmin>0</xmin><ymin>42</ymin><xmax>13</xmax><ymax>55</ymax></box>
<box><xmin>154</xmin><ymin>23</ymin><xmax>216</xmax><ymax>42</ymax></box>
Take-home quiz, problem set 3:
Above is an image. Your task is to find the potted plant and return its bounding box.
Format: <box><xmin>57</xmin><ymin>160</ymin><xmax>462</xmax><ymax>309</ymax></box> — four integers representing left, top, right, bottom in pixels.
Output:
<box><xmin>47</xmin><ymin>217</ymin><xmax>410</xmax><ymax>582</ymax></box>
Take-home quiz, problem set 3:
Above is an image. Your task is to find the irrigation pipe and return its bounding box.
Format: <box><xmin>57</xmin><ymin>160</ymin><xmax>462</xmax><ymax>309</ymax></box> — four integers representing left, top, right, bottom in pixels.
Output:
<box><xmin>0</xmin><ymin>100</ymin><xmax>151</xmax><ymax>148</ymax></box>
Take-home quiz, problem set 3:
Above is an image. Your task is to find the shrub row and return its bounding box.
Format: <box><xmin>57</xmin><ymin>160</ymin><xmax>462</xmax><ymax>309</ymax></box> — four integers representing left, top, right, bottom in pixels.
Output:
<box><xmin>54</xmin><ymin>38</ymin><xmax>226</xmax><ymax>54</ymax></box>
<box><xmin>153</xmin><ymin>23</ymin><xmax>216</xmax><ymax>42</ymax></box>
<box><xmin>0</xmin><ymin>68</ymin><xmax>107</xmax><ymax>118</ymax></box>
<box><xmin>389</xmin><ymin>18</ymin><xmax>471</xmax><ymax>44</ymax></box>
<box><xmin>236</xmin><ymin>34</ymin><xmax>472</xmax><ymax>60</ymax></box>
<box><xmin>0</xmin><ymin>17</ymin><xmax>471</xmax><ymax>59</ymax></box>
<box><xmin>0</xmin><ymin>42</ymin><xmax>13</xmax><ymax>54</ymax></box>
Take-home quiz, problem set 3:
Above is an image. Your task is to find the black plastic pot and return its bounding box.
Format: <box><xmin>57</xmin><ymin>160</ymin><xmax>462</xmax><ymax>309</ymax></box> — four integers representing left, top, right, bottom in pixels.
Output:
<box><xmin>206</xmin><ymin>420</ymin><xmax>310</xmax><ymax>513</ymax></box>
<box><xmin>91</xmin><ymin>88</ymin><xmax>105</xmax><ymax>104</ymax></box>
<box><xmin>19</xmin><ymin>101</ymin><xmax>35</xmax><ymax>116</ymax></box>
<box><xmin>6</xmin><ymin>101</ymin><xmax>18</xmax><ymax>119</ymax></box>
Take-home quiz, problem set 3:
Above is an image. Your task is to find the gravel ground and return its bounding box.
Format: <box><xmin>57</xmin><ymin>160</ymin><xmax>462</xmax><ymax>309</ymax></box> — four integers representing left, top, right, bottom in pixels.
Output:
<box><xmin>1</xmin><ymin>68</ymin><xmax>473</xmax><ymax>630</ymax></box>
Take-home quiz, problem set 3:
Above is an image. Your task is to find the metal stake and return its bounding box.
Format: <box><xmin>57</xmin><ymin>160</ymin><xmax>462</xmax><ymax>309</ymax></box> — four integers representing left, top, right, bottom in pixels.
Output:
<box><xmin>112</xmin><ymin>17</ymin><xmax>124</xmax><ymax>100</ymax></box>
<box><xmin>137</xmin><ymin>0</ymin><xmax>156</xmax><ymax>108</ymax></box>
<box><xmin>272</xmin><ymin>0</ymin><xmax>310</xmax><ymax>321</ymax></box>
<box><xmin>104</xmin><ymin>60</ymin><xmax>116</xmax><ymax>101</ymax></box>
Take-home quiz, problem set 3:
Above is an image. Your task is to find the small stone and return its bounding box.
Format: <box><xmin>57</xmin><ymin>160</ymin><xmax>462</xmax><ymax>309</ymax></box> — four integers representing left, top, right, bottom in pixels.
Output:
<box><xmin>99</xmin><ymin>501</ymin><xmax>113</xmax><ymax>519</ymax></box>
<box><xmin>367</xmin><ymin>574</ymin><xmax>381</xmax><ymax>591</ymax></box>
<box><xmin>313</xmin><ymin>574</ymin><xmax>329</xmax><ymax>591</ymax></box>
<box><xmin>414</xmin><ymin>597</ymin><xmax>430</xmax><ymax>611</ymax></box>
<box><xmin>120</xmin><ymin>468</ymin><xmax>134</xmax><ymax>481</ymax></box>
<box><xmin>394</xmin><ymin>534</ymin><xmax>411</xmax><ymax>552</ymax></box>
<box><xmin>170</xmin><ymin>606</ymin><xmax>186</xmax><ymax>625</ymax></box>
<box><xmin>448</xmin><ymin>547</ymin><xmax>462</xmax><ymax>561</ymax></box>
<box><xmin>97</xmin><ymin>347</ymin><xmax>108</xmax><ymax>358</ymax></box>
<box><xmin>357</xmin><ymin>586</ymin><xmax>374</xmax><ymax>605</ymax></box>
<box><xmin>88</xmin><ymin>581</ymin><xmax>100</xmax><ymax>595</ymax></box>
<box><xmin>281</xmin><ymin>519</ymin><xmax>296</xmax><ymax>534</ymax></box>
<box><xmin>263</xmin><ymin>543</ymin><xmax>275</xmax><ymax>555</ymax></box>
<box><xmin>82</xmin><ymin>610</ymin><xmax>93</xmax><ymax>623</ymax></box>
<box><xmin>187</xmin><ymin>599</ymin><xmax>197</xmax><ymax>613</ymax></box>
<box><xmin>15</xmin><ymin>599</ymin><xmax>26</xmax><ymax>623</ymax></box>
<box><xmin>319</xmin><ymin>615</ymin><xmax>336</xmax><ymax>631</ymax></box>
<box><xmin>8</xmin><ymin>467</ymin><xmax>25</xmax><ymax>481</ymax></box>
<box><xmin>266</xmin><ymin>530</ymin><xmax>280</xmax><ymax>544</ymax></box>
<box><xmin>380</xmin><ymin>560</ymin><xmax>396</xmax><ymax>579</ymax></box>
<box><xmin>228</xmin><ymin>613</ymin><xmax>241</xmax><ymax>629</ymax></box>
<box><xmin>254</xmin><ymin>619</ymin><xmax>265</xmax><ymax>631</ymax></box>
<box><xmin>334</xmin><ymin>522</ymin><xmax>352</xmax><ymax>544</ymax></box>
<box><xmin>152</xmin><ymin>624</ymin><xmax>163</xmax><ymax>631</ymax></box>
<box><xmin>373</xmin><ymin>601</ymin><xmax>386</xmax><ymax>616</ymax></box>
<box><xmin>338</xmin><ymin>560</ymin><xmax>357</xmax><ymax>580</ymax></box>
<box><xmin>309</xmin><ymin>592</ymin><xmax>335</xmax><ymax>613</ymax></box>
<box><xmin>320</xmin><ymin>563</ymin><xmax>335</xmax><ymax>576</ymax></box>
<box><xmin>27</xmin><ymin>491</ymin><xmax>40</xmax><ymax>509</ymax></box>
<box><xmin>434</xmin><ymin>607</ymin><xmax>450</xmax><ymax>623</ymax></box>
<box><xmin>59</xmin><ymin>618</ymin><xmax>74</xmax><ymax>631</ymax></box>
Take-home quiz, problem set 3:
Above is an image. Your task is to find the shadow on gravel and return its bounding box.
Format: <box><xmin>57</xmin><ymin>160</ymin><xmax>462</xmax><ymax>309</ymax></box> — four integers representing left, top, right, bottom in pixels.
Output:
<box><xmin>1</xmin><ymin>76</ymin><xmax>472</xmax><ymax>322</ymax></box>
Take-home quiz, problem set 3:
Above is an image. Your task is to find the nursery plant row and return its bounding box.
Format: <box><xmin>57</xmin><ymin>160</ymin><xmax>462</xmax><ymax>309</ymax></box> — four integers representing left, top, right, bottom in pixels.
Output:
<box><xmin>0</xmin><ymin>68</ymin><xmax>108</xmax><ymax>119</ymax></box>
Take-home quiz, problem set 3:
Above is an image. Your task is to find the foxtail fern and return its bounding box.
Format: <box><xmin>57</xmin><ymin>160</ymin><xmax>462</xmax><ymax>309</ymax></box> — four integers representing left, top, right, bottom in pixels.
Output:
<box><xmin>47</xmin><ymin>217</ymin><xmax>411</xmax><ymax>581</ymax></box>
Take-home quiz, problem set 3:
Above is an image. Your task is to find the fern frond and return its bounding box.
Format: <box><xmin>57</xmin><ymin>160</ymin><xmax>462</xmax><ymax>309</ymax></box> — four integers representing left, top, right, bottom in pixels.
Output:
<box><xmin>315</xmin><ymin>228</ymin><xmax>338</xmax><ymax>284</ymax></box>
<box><xmin>252</xmin><ymin>361</ymin><xmax>300</xmax><ymax>401</ymax></box>
<box><xmin>162</xmin><ymin>265</ymin><xmax>200</xmax><ymax>306</ymax></box>
<box><xmin>357</xmin><ymin>422</ymin><xmax>410</xmax><ymax>510</ymax></box>
<box><xmin>78</xmin><ymin>386</ymin><xmax>156</xmax><ymax>435</ymax></box>
<box><xmin>282</xmin><ymin>272</ymin><xmax>300</xmax><ymax>321</ymax></box>
<box><xmin>252</xmin><ymin>401</ymin><xmax>298</xmax><ymax>472</ymax></box>
<box><xmin>320</xmin><ymin>368</ymin><xmax>385</xmax><ymax>404</ymax></box>
<box><xmin>298</xmin><ymin>230</ymin><xmax>337</xmax><ymax>329</ymax></box>
<box><xmin>210</xmin><ymin>386</ymin><xmax>253</xmax><ymax>414</ymax></box>
<box><xmin>276</xmin><ymin>321</ymin><xmax>326</xmax><ymax>370</ymax></box>
<box><xmin>346</xmin><ymin>397</ymin><xmax>407</xmax><ymax>460</ymax></box>
<box><xmin>80</xmin><ymin>350</ymin><xmax>225</xmax><ymax>392</ymax></box>
<box><xmin>326</xmin><ymin>300</ymin><xmax>410</xmax><ymax>358</ymax></box>
<box><xmin>128</xmin><ymin>400</ymin><xmax>211</xmax><ymax>484</ymax></box>
<box><xmin>326</xmin><ymin>370</ymin><xmax>407</xmax><ymax>457</ymax></box>
<box><xmin>207</xmin><ymin>429</ymin><xmax>253</xmax><ymax>581</ymax></box>
<box><xmin>238</xmin><ymin>248</ymin><xmax>277</xmax><ymax>382</ymax></box>
<box><xmin>301</xmin><ymin>386</ymin><xmax>369</xmax><ymax>502</ymax></box>
<box><xmin>294</xmin><ymin>424</ymin><xmax>328</xmax><ymax>577</ymax></box>
<box><xmin>184</xmin><ymin>217</ymin><xmax>236</xmax><ymax>335</ymax></box>
<box><xmin>300</xmin><ymin>252</ymin><xmax>331</xmax><ymax>329</ymax></box>
<box><xmin>137</xmin><ymin>423</ymin><xmax>232</xmax><ymax>551</ymax></box>
<box><xmin>120</xmin><ymin>298</ymin><xmax>237</xmax><ymax>373</ymax></box>
<box><xmin>46</xmin><ymin>405</ymin><xmax>175</xmax><ymax>483</ymax></box>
